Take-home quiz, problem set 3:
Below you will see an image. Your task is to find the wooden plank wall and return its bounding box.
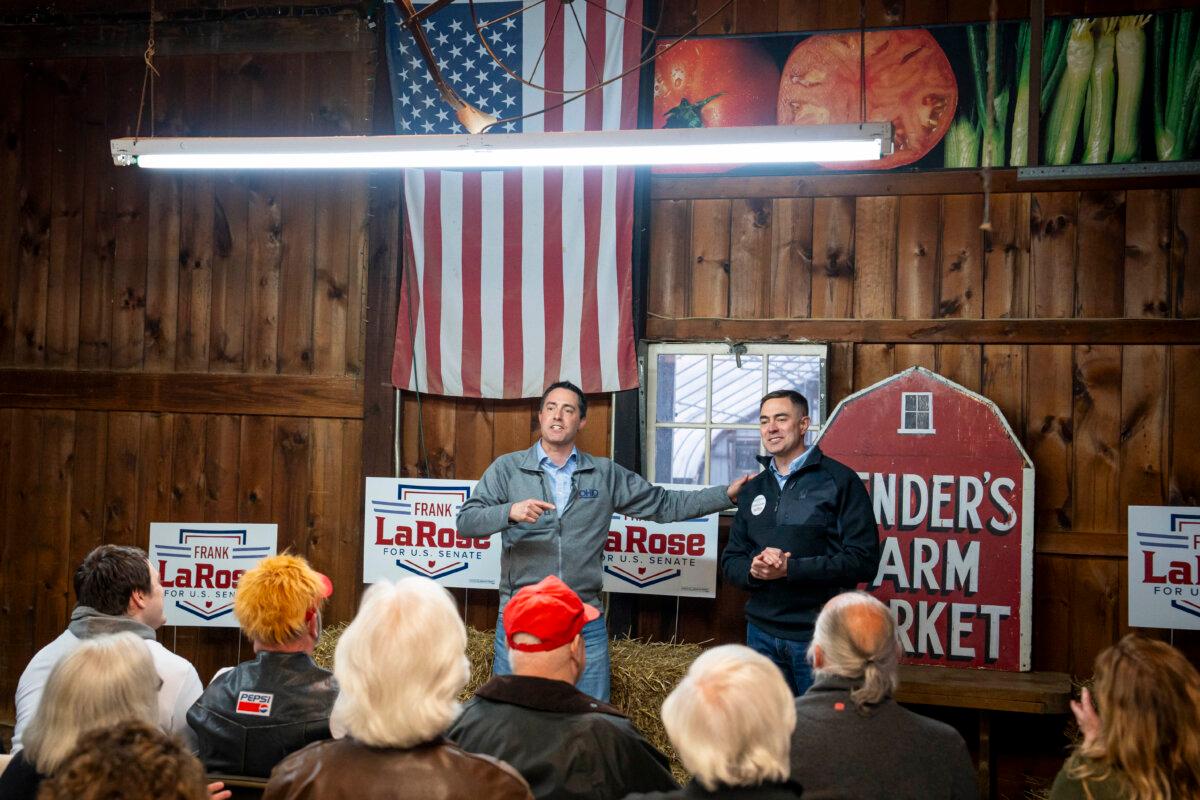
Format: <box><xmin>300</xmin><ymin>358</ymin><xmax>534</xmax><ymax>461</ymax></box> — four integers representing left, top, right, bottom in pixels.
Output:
<box><xmin>0</xmin><ymin>39</ymin><xmax>374</xmax><ymax>724</ymax></box>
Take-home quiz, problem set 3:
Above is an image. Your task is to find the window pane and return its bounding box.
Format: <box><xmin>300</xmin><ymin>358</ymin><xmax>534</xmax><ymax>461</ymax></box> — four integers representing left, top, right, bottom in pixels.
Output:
<box><xmin>712</xmin><ymin>355</ymin><xmax>763</xmax><ymax>423</ymax></box>
<box><xmin>656</xmin><ymin>354</ymin><xmax>707</xmax><ymax>423</ymax></box>
<box><xmin>917</xmin><ymin>394</ymin><xmax>930</xmax><ymax>411</ymax></box>
<box><xmin>767</xmin><ymin>355</ymin><xmax>825</xmax><ymax>425</ymax></box>
<box><xmin>710</xmin><ymin>428</ymin><xmax>762</xmax><ymax>485</ymax></box>
<box><xmin>655</xmin><ymin>427</ymin><xmax>707</xmax><ymax>484</ymax></box>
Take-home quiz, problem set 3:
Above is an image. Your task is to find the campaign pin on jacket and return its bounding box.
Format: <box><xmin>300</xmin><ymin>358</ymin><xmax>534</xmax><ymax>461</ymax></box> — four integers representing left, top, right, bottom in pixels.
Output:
<box><xmin>236</xmin><ymin>690</ymin><xmax>274</xmax><ymax>716</ymax></box>
<box><xmin>751</xmin><ymin>495</ymin><xmax>767</xmax><ymax>516</ymax></box>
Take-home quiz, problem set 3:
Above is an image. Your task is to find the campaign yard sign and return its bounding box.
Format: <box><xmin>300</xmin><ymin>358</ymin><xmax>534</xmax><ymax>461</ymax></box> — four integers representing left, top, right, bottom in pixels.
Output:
<box><xmin>150</xmin><ymin>523</ymin><xmax>277</xmax><ymax>627</ymax></box>
<box><xmin>819</xmin><ymin>367</ymin><xmax>1034</xmax><ymax>671</ymax></box>
<box><xmin>603</xmin><ymin>485</ymin><xmax>720</xmax><ymax>598</ymax></box>
<box><xmin>363</xmin><ymin>477</ymin><xmax>720</xmax><ymax>596</ymax></box>
<box><xmin>1128</xmin><ymin>506</ymin><xmax>1200</xmax><ymax>630</ymax></box>
<box><xmin>363</xmin><ymin>477</ymin><xmax>499</xmax><ymax>589</ymax></box>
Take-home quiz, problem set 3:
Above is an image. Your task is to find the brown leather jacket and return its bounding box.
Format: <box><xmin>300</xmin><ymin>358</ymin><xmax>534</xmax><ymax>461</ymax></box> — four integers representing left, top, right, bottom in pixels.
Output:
<box><xmin>262</xmin><ymin>736</ymin><xmax>533</xmax><ymax>800</ymax></box>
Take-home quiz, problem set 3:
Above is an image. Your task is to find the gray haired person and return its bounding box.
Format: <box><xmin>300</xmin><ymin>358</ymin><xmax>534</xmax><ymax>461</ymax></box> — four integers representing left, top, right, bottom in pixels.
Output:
<box><xmin>789</xmin><ymin>591</ymin><xmax>978</xmax><ymax>800</ymax></box>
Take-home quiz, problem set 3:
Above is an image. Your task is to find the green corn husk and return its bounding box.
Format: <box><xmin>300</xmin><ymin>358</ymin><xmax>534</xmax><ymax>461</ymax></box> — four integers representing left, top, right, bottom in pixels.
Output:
<box><xmin>1010</xmin><ymin>22</ymin><xmax>1031</xmax><ymax>166</ymax></box>
<box><xmin>1044</xmin><ymin>19</ymin><xmax>1095</xmax><ymax>165</ymax></box>
<box><xmin>1112</xmin><ymin>15</ymin><xmax>1149</xmax><ymax>163</ymax></box>
<box><xmin>944</xmin><ymin>113</ymin><xmax>981</xmax><ymax>167</ymax></box>
<box><xmin>966</xmin><ymin>23</ymin><xmax>1010</xmax><ymax>167</ymax></box>
<box><xmin>1083</xmin><ymin>18</ymin><xmax>1117</xmax><ymax>164</ymax></box>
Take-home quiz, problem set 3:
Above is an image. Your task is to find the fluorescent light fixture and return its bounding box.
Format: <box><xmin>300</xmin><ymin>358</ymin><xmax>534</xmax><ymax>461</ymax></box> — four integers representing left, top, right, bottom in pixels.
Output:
<box><xmin>111</xmin><ymin>123</ymin><xmax>892</xmax><ymax>170</ymax></box>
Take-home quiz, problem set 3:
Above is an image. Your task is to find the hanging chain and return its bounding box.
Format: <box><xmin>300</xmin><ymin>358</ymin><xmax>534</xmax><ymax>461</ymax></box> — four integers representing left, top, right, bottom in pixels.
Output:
<box><xmin>859</xmin><ymin>0</ymin><xmax>867</xmax><ymax>123</ymax></box>
<box><xmin>134</xmin><ymin>0</ymin><xmax>160</xmax><ymax>140</ymax></box>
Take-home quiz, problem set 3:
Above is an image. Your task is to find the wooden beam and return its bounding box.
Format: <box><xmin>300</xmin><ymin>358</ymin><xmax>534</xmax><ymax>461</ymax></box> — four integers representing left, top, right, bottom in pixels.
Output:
<box><xmin>895</xmin><ymin>664</ymin><xmax>1071</xmax><ymax>714</ymax></box>
<box><xmin>650</xmin><ymin>168</ymin><xmax>1200</xmax><ymax>200</ymax></box>
<box><xmin>0</xmin><ymin>370</ymin><xmax>363</xmax><ymax>418</ymax></box>
<box><xmin>0</xmin><ymin>14</ymin><xmax>371</xmax><ymax>59</ymax></box>
<box><xmin>1034</xmin><ymin>531</ymin><xmax>1128</xmax><ymax>558</ymax></box>
<box><xmin>646</xmin><ymin>317</ymin><xmax>1200</xmax><ymax>345</ymax></box>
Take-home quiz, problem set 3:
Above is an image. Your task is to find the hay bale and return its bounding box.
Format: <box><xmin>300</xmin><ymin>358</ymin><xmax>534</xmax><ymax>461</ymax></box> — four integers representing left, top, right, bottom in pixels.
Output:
<box><xmin>312</xmin><ymin>624</ymin><xmax>699</xmax><ymax>783</ymax></box>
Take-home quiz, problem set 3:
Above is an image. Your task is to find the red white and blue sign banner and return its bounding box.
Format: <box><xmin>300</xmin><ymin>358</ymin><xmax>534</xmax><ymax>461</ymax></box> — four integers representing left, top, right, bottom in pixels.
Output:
<box><xmin>602</xmin><ymin>485</ymin><xmax>719</xmax><ymax>597</ymax></box>
<box><xmin>363</xmin><ymin>477</ymin><xmax>719</xmax><ymax>596</ymax></box>
<box><xmin>1129</xmin><ymin>506</ymin><xmax>1200</xmax><ymax>630</ymax></box>
<box><xmin>363</xmin><ymin>477</ymin><xmax>499</xmax><ymax>589</ymax></box>
<box><xmin>819</xmin><ymin>367</ymin><xmax>1034</xmax><ymax>671</ymax></box>
<box><xmin>150</xmin><ymin>523</ymin><xmax>278</xmax><ymax>627</ymax></box>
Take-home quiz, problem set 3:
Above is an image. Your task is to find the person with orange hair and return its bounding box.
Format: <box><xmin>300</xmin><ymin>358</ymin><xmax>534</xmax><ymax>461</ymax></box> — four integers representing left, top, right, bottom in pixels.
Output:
<box><xmin>1049</xmin><ymin>634</ymin><xmax>1200</xmax><ymax>800</ymax></box>
<box><xmin>186</xmin><ymin>553</ymin><xmax>337</xmax><ymax>778</ymax></box>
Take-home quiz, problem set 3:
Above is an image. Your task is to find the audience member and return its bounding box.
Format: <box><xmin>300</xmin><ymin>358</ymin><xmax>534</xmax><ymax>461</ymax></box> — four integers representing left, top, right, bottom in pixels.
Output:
<box><xmin>1048</xmin><ymin>634</ymin><xmax>1200</xmax><ymax>800</ymax></box>
<box><xmin>626</xmin><ymin>644</ymin><xmax>802</xmax><ymax>799</ymax></box>
<box><xmin>12</xmin><ymin>545</ymin><xmax>202</xmax><ymax>751</ymax></box>
<box><xmin>0</xmin><ymin>633</ymin><xmax>162</xmax><ymax>799</ymax></box>
<box><xmin>263</xmin><ymin>578</ymin><xmax>533</xmax><ymax>800</ymax></box>
<box><xmin>187</xmin><ymin>553</ymin><xmax>337</xmax><ymax>777</ymax></box>
<box><xmin>788</xmin><ymin>591</ymin><xmax>976</xmax><ymax>800</ymax></box>
<box><xmin>448</xmin><ymin>575</ymin><xmax>677</xmax><ymax>799</ymax></box>
<box><xmin>37</xmin><ymin>719</ymin><xmax>209</xmax><ymax>800</ymax></box>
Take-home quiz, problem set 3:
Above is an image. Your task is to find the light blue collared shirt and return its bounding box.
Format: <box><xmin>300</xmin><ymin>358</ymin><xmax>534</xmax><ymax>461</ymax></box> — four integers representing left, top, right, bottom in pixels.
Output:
<box><xmin>768</xmin><ymin>447</ymin><xmax>812</xmax><ymax>489</ymax></box>
<box><xmin>536</xmin><ymin>441</ymin><xmax>578</xmax><ymax>513</ymax></box>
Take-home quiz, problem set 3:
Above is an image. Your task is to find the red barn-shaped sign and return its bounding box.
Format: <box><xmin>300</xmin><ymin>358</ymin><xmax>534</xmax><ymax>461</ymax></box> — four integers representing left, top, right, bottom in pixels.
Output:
<box><xmin>819</xmin><ymin>367</ymin><xmax>1033</xmax><ymax>671</ymax></box>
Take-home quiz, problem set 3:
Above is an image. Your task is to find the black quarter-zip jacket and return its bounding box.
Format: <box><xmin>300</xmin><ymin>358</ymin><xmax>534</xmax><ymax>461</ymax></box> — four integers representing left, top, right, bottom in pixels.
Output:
<box><xmin>720</xmin><ymin>446</ymin><xmax>881</xmax><ymax>640</ymax></box>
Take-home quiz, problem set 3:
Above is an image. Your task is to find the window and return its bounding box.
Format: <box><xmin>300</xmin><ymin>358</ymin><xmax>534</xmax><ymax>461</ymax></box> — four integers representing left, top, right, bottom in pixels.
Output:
<box><xmin>645</xmin><ymin>343</ymin><xmax>828</xmax><ymax>484</ymax></box>
<box><xmin>899</xmin><ymin>392</ymin><xmax>935</xmax><ymax>434</ymax></box>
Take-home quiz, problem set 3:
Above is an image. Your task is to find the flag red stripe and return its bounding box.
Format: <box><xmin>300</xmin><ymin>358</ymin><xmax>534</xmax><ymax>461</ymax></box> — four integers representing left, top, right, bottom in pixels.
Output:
<box><xmin>391</xmin><ymin>216</ymin><xmax>419</xmax><ymax>388</ymax></box>
<box><xmin>501</xmin><ymin>169</ymin><xmax>524</xmax><ymax>398</ymax></box>
<box><xmin>421</xmin><ymin>171</ymin><xmax>445</xmax><ymax>395</ymax></box>
<box><xmin>460</xmin><ymin>171</ymin><xmax>483</xmax><ymax>398</ymax></box>
<box><xmin>614</xmin><ymin>2</ymin><xmax>641</xmax><ymax>389</ymax></box>
<box><xmin>576</xmin><ymin>1</ymin><xmax>607</xmax><ymax>393</ymax></box>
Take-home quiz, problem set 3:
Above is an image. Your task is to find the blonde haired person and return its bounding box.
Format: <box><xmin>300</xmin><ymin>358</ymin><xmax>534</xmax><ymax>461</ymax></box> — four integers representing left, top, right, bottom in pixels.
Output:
<box><xmin>1049</xmin><ymin>634</ymin><xmax>1200</xmax><ymax>800</ymax></box>
<box><xmin>187</xmin><ymin>553</ymin><xmax>337</xmax><ymax>777</ymax></box>
<box><xmin>789</xmin><ymin>591</ymin><xmax>977</xmax><ymax>800</ymax></box>
<box><xmin>627</xmin><ymin>644</ymin><xmax>802</xmax><ymax>799</ymax></box>
<box><xmin>263</xmin><ymin>578</ymin><xmax>533</xmax><ymax>800</ymax></box>
<box><xmin>0</xmin><ymin>633</ymin><xmax>229</xmax><ymax>800</ymax></box>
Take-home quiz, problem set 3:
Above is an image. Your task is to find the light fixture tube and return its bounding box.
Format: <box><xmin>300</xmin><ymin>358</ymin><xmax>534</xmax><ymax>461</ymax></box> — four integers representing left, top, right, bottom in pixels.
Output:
<box><xmin>111</xmin><ymin>123</ymin><xmax>892</xmax><ymax>170</ymax></box>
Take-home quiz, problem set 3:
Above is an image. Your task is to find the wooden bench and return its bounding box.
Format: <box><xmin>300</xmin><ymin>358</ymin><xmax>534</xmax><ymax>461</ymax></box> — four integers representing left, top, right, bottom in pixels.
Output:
<box><xmin>895</xmin><ymin>665</ymin><xmax>1072</xmax><ymax>800</ymax></box>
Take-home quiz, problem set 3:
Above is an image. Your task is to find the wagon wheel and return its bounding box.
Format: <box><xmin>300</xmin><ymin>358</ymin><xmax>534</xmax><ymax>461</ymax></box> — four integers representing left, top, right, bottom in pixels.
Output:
<box><xmin>467</xmin><ymin>0</ymin><xmax>663</xmax><ymax>97</ymax></box>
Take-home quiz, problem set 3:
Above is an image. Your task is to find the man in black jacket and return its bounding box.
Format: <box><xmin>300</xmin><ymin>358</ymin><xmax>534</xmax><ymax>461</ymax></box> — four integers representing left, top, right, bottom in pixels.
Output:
<box><xmin>186</xmin><ymin>554</ymin><xmax>337</xmax><ymax>778</ymax></box>
<box><xmin>447</xmin><ymin>575</ymin><xmax>678</xmax><ymax>800</ymax></box>
<box><xmin>720</xmin><ymin>389</ymin><xmax>881</xmax><ymax>696</ymax></box>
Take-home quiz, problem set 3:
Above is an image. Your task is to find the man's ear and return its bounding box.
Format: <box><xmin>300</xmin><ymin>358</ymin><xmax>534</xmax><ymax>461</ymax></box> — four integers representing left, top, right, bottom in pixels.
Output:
<box><xmin>811</xmin><ymin>643</ymin><xmax>825</xmax><ymax>669</ymax></box>
<box><xmin>128</xmin><ymin>589</ymin><xmax>147</xmax><ymax>616</ymax></box>
<box><xmin>578</xmin><ymin>416</ymin><xmax>587</xmax><ymax>431</ymax></box>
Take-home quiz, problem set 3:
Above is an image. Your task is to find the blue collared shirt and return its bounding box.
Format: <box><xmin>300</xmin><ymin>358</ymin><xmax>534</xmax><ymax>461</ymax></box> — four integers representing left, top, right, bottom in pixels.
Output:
<box><xmin>536</xmin><ymin>441</ymin><xmax>578</xmax><ymax>513</ymax></box>
<box><xmin>768</xmin><ymin>448</ymin><xmax>812</xmax><ymax>489</ymax></box>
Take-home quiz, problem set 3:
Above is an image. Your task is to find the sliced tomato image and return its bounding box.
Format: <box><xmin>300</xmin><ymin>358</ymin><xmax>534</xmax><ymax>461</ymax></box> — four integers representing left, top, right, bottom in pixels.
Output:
<box><xmin>777</xmin><ymin>29</ymin><xmax>958</xmax><ymax>170</ymax></box>
<box><xmin>653</xmin><ymin>39</ymin><xmax>781</xmax><ymax>173</ymax></box>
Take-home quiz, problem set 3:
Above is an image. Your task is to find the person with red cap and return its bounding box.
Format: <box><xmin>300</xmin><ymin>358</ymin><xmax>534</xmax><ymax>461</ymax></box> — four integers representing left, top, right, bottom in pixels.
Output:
<box><xmin>186</xmin><ymin>553</ymin><xmax>338</xmax><ymax>778</ymax></box>
<box><xmin>448</xmin><ymin>575</ymin><xmax>679</xmax><ymax>800</ymax></box>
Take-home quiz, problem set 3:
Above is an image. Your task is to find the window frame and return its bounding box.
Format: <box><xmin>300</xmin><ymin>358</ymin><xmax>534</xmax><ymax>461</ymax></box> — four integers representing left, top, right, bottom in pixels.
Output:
<box><xmin>898</xmin><ymin>391</ymin><xmax>936</xmax><ymax>435</ymax></box>
<box><xmin>643</xmin><ymin>342</ymin><xmax>829</xmax><ymax>485</ymax></box>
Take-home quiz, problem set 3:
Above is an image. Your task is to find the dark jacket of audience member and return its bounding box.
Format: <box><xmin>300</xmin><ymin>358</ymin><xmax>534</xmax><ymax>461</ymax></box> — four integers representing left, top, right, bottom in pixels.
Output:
<box><xmin>790</xmin><ymin>673</ymin><xmax>975</xmax><ymax>800</ymax></box>
<box><xmin>0</xmin><ymin>750</ymin><xmax>43</xmax><ymax>800</ymax></box>
<box><xmin>186</xmin><ymin>651</ymin><xmax>337</xmax><ymax>778</ymax></box>
<box><xmin>448</xmin><ymin>674</ymin><xmax>678</xmax><ymax>799</ymax></box>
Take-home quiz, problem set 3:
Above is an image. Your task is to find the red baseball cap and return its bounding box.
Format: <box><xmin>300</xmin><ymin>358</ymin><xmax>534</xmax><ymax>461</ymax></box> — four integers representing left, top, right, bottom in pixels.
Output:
<box><xmin>504</xmin><ymin>575</ymin><xmax>601</xmax><ymax>652</ymax></box>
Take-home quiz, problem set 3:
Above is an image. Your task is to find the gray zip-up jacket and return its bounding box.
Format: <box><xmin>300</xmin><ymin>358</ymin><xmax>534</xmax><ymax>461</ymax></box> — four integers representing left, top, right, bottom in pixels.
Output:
<box><xmin>457</xmin><ymin>444</ymin><xmax>732</xmax><ymax>609</ymax></box>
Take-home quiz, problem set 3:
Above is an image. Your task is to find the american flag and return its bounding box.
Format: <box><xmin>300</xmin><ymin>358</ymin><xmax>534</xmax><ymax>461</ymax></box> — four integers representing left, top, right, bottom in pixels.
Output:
<box><xmin>386</xmin><ymin>0</ymin><xmax>641</xmax><ymax>398</ymax></box>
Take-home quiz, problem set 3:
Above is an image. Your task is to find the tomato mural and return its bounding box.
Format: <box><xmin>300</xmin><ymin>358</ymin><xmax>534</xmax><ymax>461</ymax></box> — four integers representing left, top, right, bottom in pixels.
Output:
<box><xmin>777</xmin><ymin>29</ymin><xmax>958</xmax><ymax>170</ymax></box>
<box><xmin>652</xmin><ymin>39</ymin><xmax>780</xmax><ymax>173</ymax></box>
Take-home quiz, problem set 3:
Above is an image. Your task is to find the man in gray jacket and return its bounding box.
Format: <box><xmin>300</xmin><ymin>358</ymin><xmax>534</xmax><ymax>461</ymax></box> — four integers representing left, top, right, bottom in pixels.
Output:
<box><xmin>790</xmin><ymin>591</ymin><xmax>978</xmax><ymax>800</ymax></box>
<box><xmin>458</xmin><ymin>381</ymin><xmax>746</xmax><ymax>701</ymax></box>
